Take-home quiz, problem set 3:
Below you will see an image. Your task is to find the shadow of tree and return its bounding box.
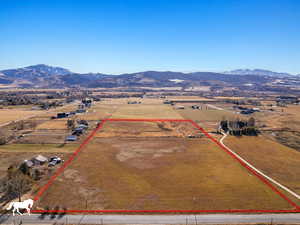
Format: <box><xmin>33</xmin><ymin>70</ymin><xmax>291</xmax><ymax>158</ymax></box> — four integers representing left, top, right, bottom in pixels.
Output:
<box><xmin>50</xmin><ymin>206</ymin><xmax>59</xmax><ymax>220</ymax></box>
<box><xmin>38</xmin><ymin>206</ymin><xmax>49</xmax><ymax>220</ymax></box>
<box><xmin>57</xmin><ymin>207</ymin><xmax>67</xmax><ymax>219</ymax></box>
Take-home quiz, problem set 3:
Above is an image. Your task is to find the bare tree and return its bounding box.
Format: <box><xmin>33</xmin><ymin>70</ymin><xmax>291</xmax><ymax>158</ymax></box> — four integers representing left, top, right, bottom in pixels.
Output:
<box><xmin>0</xmin><ymin>129</ymin><xmax>8</xmax><ymax>145</ymax></box>
<box><xmin>67</xmin><ymin>119</ymin><xmax>75</xmax><ymax>130</ymax></box>
<box><xmin>5</xmin><ymin>167</ymin><xmax>33</xmax><ymax>201</ymax></box>
<box><xmin>248</xmin><ymin>117</ymin><xmax>256</xmax><ymax>127</ymax></box>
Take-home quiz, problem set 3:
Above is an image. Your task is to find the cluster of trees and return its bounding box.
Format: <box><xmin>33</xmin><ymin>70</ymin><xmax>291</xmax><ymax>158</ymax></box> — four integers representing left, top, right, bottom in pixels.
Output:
<box><xmin>219</xmin><ymin>117</ymin><xmax>258</xmax><ymax>136</ymax></box>
<box><xmin>224</xmin><ymin>99</ymin><xmax>262</xmax><ymax>106</ymax></box>
<box><xmin>0</xmin><ymin>120</ymin><xmax>37</xmax><ymax>145</ymax></box>
<box><xmin>0</xmin><ymin>91</ymin><xmax>78</xmax><ymax>107</ymax></box>
<box><xmin>0</xmin><ymin>165</ymin><xmax>33</xmax><ymax>203</ymax></box>
<box><xmin>0</xmin><ymin>95</ymin><xmax>39</xmax><ymax>105</ymax></box>
<box><xmin>0</xmin><ymin>128</ymin><xmax>10</xmax><ymax>145</ymax></box>
<box><xmin>39</xmin><ymin>101</ymin><xmax>64</xmax><ymax>110</ymax></box>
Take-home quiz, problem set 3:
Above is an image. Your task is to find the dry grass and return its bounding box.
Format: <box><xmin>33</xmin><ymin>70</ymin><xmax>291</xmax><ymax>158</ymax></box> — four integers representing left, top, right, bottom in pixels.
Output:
<box><xmin>224</xmin><ymin>135</ymin><xmax>300</xmax><ymax>205</ymax></box>
<box><xmin>76</xmin><ymin>103</ymin><xmax>119</xmax><ymax>120</ymax></box>
<box><xmin>177</xmin><ymin>107</ymin><xmax>240</xmax><ymax>131</ymax></box>
<box><xmin>0</xmin><ymin>109</ymin><xmax>44</xmax><ymax>125</ymax></box>
<box><xmin>249</xmin><ymin>105</ymin><xmax>300</xmax><ymax>152</ymax></box>
<box><xmin>37</xmin><ymin>122</ymin><xmax>293</xmax><ymax>211</ymax></box>
<box><xmin>0</xmin><ymin>143</ymin><xmax>78</xmax><ymax>153</ymax></box>
<box><xmin>36</xmin><ymin>119</ymin><xmax>68</xmax><ymax>129</ymax></box>
<box><xmin>167</xmin><ymin>96</ymin><xmax>214</xmax><ymax>100</ymax></box>
<box><xmin>111</xmin><ymin>104</ymin><xmax>183</xmax><ymax>119</ymax></box>
<box><xmin>96</xmin><ymin>121</ymin><xmax>201</xmax><ymax>138</ymax></box>
<box><xmin>0</xmin><ymin>102</ymin><xmax>80</xmax><ymax>125</ymax></box>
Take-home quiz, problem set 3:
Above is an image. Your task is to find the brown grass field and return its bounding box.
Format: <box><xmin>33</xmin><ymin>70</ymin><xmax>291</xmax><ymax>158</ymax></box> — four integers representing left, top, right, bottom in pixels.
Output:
<box><xmin>223</xmin><ymin>135</ymin><xmax>300</xmax><ymax>205</ymax></box>
<box><xmin>35</xmin><ymin>119</ymin><xmax>68</xmax><ymax>130</ymax></box>
<box><xmin>177</xmin><ymin>106</ymin><xmax>240</xmax><ymax>132</ymax></box>
<box><xmin>111</xmin><ymin>104</ymin><xmax>183</xmax><ymax>119</ymax></box>
<box><xmin>96</xmin><ymin>121</ymin><xmax>201</xmax><ymax>138</ymax></box>
<box><xmin>0</xmin><ymin>101</ymin><xmax>80</xmax><ymax>126</ymax></box>
<box><xmin>245</xmin><ymin>105</ymin><xmax>300</xmax><ymax>151</ymax></box>
<box><xmin>0</xmin><ymin>143</ymin><xmax>78</xmax><ymax>153</ymax></box>
<box><xmin>1</xmin><ymin>97</ymin><xmax>299</xmax><ymax>212</ymax></box>
<box><xmin>35</xmin><ymin>121</ymin><xmax>294</xmax><ymax>211</ymax></box>
<box><xmin>0</xmin><ymin>109</ymin><xmax>44</xmax><ymax>125</ymax></box>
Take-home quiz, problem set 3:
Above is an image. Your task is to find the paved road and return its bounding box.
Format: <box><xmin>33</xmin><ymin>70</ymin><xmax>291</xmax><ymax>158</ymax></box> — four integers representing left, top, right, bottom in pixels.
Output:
<box><xmin>1</xmin><ymin>213</ymin><xmax>300</xmax><ymax>224</ymax></box>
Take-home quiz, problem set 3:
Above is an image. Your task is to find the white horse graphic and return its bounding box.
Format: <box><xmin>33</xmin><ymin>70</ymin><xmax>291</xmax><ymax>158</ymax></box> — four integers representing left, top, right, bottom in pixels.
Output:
<box><xmin>6</xmin><ymin>199</ymin><xmax>34</xmax><ymax>216</ymax></box>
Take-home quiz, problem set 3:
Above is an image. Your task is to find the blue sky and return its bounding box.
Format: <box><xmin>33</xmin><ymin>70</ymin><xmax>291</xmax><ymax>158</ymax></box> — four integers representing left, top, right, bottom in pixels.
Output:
<box><xmin>0</xmin><ymin>0</ymin><xmax>300</xmax><ymax>74</ymax></box>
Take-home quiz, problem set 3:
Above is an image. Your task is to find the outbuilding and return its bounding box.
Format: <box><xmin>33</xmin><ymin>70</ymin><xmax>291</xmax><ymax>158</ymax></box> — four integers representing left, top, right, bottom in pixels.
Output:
<box><xmin>33</xmin><ymin>155</ymin><xmax>48</xmax><ymax>165</ymax></box>
<box><xmin>66</xmin><ymin>135</ymin><xmax>78</xmax><ymax>141</ymax></box>
<box><xmin>23</xmin><ymin>160</ymin><xmax>34</xmax><ymax>168</ymax></box>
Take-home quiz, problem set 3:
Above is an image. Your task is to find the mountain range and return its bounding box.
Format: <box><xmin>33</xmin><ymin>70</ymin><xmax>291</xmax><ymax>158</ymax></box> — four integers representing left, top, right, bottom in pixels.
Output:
<box><xmin>0</xmin><ymin>64</ymin><xmax>298</xmax><ymax>88</ymax></box>
<box><xmin>224</xmin><ymin>69</ymin><xmax>296</xmax><ymax>77</ymax></box>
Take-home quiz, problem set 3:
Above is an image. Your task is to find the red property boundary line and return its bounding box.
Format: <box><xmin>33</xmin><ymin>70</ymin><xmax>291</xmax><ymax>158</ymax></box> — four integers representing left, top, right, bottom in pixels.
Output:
<box><xmin>32</xmin><ymin>118</ymin><xmax>300</xmax><ymax>213</ymax></box>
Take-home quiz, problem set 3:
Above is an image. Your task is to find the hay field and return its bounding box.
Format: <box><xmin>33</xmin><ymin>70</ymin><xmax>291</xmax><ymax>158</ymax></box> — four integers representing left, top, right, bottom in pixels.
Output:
<box><xmin>0</xmin><ymin>102</ymin><xmax>80</xmax><ymax>125</ymax></box>
<box><xmin>278</xmin><ymin>105</ymin><xmax>300</xmax><ymax>131</ymax></box>
<box><xmin>111</xmin><ymin>104</ymin><xmax>183</xmax><ymax>119</ymax></box>
<box><xmin>223</xmin><ymin>136</ymin><xmax>300</xmax><ymax>204</ymax></box>
<box><xmin>96</xmin><ymin>121</ymin><xmax>200</xmax><ymax>138</ymax></box>
<box><xmin>166</xmin><ymin>96</ymin><xmax>214</xmax><ymax>100</ymax></box>
<box><xmin>36</xmin><ymin>119</ymin><xmax>68</xmax><ymax>129</ymax></box>
<box><xmin>177</xmin><ymin>107</ymin><xmax>240</xmax><ymax>131</ymax></box>
<box><xmin>0</xmin><ymin>143</ymin><xmax>78</xmax><ymax>153</ymax></box>
<box><xmin>36</xmin><ymin>122</ymin><xmax>293</xmax><ymax>211</ymax></box>
<box><xmin>0</xmin><ymin>109</ymin><xmax>44</xmax><ymax>125</ymax></box>
<box><xmin>249</xmin><ymin>105</ymin><xmax>300</xmax><ymax>151</ymax></box>
<box><xmin>76</xmin><ymin>103</ymin><xmax>120</xmax><ymax>120</ymax></box>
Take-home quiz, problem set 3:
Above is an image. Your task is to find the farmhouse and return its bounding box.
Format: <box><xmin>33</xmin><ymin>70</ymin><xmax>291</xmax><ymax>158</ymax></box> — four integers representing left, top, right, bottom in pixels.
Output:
<box><xmin>32</xmin><ymin>155</ymin><xmax>48</xmax><ymax>165</ymax></box>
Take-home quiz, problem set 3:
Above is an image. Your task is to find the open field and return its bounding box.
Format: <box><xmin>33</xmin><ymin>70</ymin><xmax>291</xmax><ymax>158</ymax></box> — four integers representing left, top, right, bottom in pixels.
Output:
<box><xmin>36</xmin><ymin>121</ymin><xmax>294</xmax><ymax>211</ymax></box>
<box><xmin>0</xmin><ymin>109</ymin><xmax>44</xmax><ymax>125</ymax></box>
<box><xmin>35</xmin><ymin>119</ymin><xmax>68</xmax><ymax>129</ymax></box>
<box><xmin>1</xmin><ymin>96</ymin><xmax>300</xmax><ymax>213</ymax></box>
<box><xmin>243</xmin><ymin>105</ymin><xmax>300</xmax><ymax>151</ymax></box>
<box><xmin>176</xmin><ymin>106</ymin><xmax>240</xmax><ymax>131</ymax></box>
<box><xmin>96</xmin><ymin>121</ymin><xmax>201</xmax><ymax>138</ymax></box>
<box><xmin>223</xmin><ymin>136</ymin><xmax>300</xmax><ymax>204</ymax></box>
<box><xmin>0</xmin><ymin>101</ymin><xmax>80</xmax><ymax>126</ymax></box>
<box><xmin>111</xmin><ymin>104</ymin><xmax>183</xmax><ymax>119</ymax></box>
<box><xmin>0</xmin><ymin>143</ymin><xmax>78</xmax><ymax>153</ymax></box>
<box><xmin>76</xmin><ymin>103</ymin><xmax>120</xmax><ymax>120</ymax></box>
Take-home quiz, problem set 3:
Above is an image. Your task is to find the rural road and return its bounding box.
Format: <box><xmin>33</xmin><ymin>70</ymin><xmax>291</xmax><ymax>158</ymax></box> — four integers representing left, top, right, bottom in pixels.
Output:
<box><xmin>220</xmin><ymin>132</ymin><xmax>300</xmax><ymax>200</ymax></box>
<box><xmin>1</xmin><ymin>213</ymin><xmax>300</xmax><ymax>224</ymax></box>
